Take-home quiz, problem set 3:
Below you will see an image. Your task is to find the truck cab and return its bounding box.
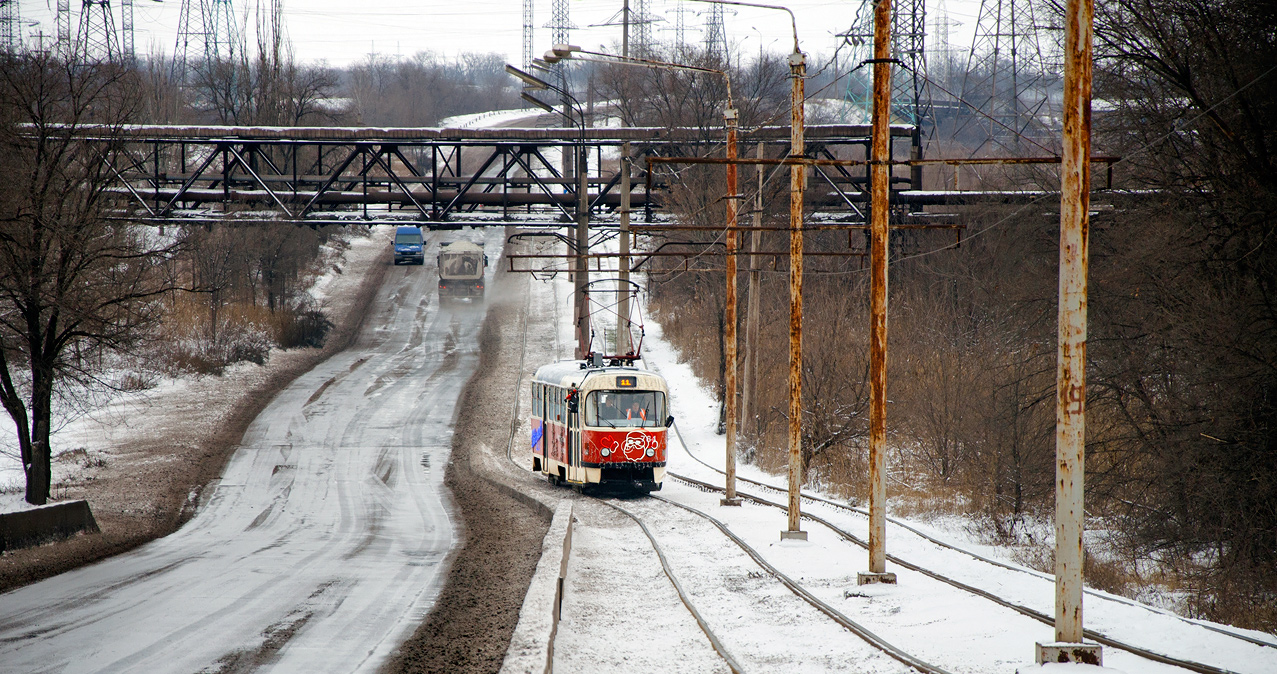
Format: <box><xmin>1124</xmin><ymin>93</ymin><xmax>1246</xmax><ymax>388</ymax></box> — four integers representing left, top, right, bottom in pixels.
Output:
<box><xmin>393</xmin><ymin>226</ymin><xmax>424</xmax><ymax>265</ymax></box>
<box><xmin>437</xmin><ymin>240</ymin><xmax>488</xmax><ymax>299</ymax></box>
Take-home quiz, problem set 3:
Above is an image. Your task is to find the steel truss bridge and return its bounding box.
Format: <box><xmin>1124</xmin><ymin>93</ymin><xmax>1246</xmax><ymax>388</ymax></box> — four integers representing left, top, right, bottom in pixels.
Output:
<box><xmin>95</xmin><ymin>124</ymin><xmax>921</xmax><ymax>228</ymax></box>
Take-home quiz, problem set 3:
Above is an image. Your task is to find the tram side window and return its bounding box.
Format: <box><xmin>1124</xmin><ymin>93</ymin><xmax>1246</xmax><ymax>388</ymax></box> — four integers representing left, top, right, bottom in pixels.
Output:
<box><xmin>533</xmin><ymin>385</ymin><xmax>541</xmax><ymax>416</ymax></box>
<box><xmin>585</xmin><ymin>391</ymin><xmax>666</xmax><ymax>428</ymax></box>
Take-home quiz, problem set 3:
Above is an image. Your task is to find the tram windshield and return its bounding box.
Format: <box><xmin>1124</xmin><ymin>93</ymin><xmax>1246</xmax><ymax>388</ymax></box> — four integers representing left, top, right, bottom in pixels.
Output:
<box><xmin>585</xmin><ymin>390</ymin><xmax>666</xmax><ymax>428</ymax></box>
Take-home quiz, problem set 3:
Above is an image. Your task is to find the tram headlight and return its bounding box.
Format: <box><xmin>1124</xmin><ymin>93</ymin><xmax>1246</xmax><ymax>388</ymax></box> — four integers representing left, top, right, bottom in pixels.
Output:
<box><xmin>601</xmin><ymin>448</ymin><xmax>611</xmax><ymax>457</ymax></box>
<box><xmin>646</xmin><ymin>448</ymin><xmax>655</xmax><ymax>457</ymax></box>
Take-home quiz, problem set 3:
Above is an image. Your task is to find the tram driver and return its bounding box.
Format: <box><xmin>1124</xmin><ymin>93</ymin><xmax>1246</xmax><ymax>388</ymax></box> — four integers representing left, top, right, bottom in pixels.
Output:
<box><xmin>624</xmin><ymin>399</ymin><xmax>651</xmax><ymax>426</ymax></box>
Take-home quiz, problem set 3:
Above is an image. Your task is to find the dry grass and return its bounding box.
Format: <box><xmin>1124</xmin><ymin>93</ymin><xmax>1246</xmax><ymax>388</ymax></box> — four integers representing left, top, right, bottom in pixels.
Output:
<box><xmin>154</xmin><ymin>295</ymin><xmax>330</xmax><ymax>375</ymax></box>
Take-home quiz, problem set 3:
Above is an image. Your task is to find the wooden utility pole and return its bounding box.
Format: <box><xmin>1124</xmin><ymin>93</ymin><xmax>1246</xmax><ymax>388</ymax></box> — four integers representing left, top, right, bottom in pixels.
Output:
<box><xmin>1037</xmin><ymin>0</ymin><xmax>1102</xmax><ymax>665</ymax></box>
<box><xmin>858</xmin><ymin>0</ymin><xmax>897</xmax><ymax>585</ymax></box>
<box><xmin>782</xmin><ymin>48</ymin><xmax>808</xmax><ymax>540</ymax></box>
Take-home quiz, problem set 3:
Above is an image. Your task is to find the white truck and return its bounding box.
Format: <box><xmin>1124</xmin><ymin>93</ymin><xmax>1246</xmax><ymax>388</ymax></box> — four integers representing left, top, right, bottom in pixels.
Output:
<box><xmin>437</xmin><ymin>240</ymin><xmax>488</xmax><ymax>299</ymax></box>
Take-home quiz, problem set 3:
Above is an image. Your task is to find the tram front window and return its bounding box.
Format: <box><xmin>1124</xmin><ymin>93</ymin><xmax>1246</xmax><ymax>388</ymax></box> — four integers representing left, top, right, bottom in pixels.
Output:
<box><xmin>586</xmin><ymin>391</ymin><xmax>665</xmax><ymax>428</ymax></box>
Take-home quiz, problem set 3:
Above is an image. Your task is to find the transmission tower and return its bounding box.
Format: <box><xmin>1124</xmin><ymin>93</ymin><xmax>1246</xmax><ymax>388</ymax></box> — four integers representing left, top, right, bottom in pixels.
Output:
<box><xmin>175</xmin><ymin>0</ymin><xmax>240</xmax><ymax>78</ymax></box>
<box><xmin>667</xmin><ymin>0</ymin><xmax>691</xmax><ymax>55</ymax></box>
<box><xmin>701</xmin><ymin>3</ymin><xmax>726</xmax><ymax>63</ymax></box>
<box><xmin>0</xmin><ymin>0</ymin><xmax>20</xmax><ymax>54</ymax></box>
<box><xmin>77</xmin><ymin>0</ymin><xmax>120</xmax><ymax>62</ymax></box>
<box><xmin>544</xmin><ymin>0</ymin><xmax>575</xmax><ymax>128</ymax></box>
<box><xmin>57</xmin><ymin>0</ymin><xmax>71</xmax><ymax>59</ymax></box>
<box><xmin>120</xmin><ymin>0</ymin><xmax>133</xmax><ymax>63</ymax></box>
<box><xmin>955</xmin><ymin>0</ymin><xmax>1058</xmax><ymax>153</ymax></box>
<box><xmin>206</xmin><ymin>0</ymin><xmax>240</xmax><ymax>63</ymax></box>
<box><xmin>632</xmin><ymin>0</ymin><xmax>653</xmax><ymax>56</ymax></box>
<box><xmin>839</xmin><ymin>0</ymin><xmax>930</xmax><ymax>129</ymax></box>
<box><xmin>522</xmin><ymin>0</ymin><xmax>533</xmax><ymax>68</ymax></box>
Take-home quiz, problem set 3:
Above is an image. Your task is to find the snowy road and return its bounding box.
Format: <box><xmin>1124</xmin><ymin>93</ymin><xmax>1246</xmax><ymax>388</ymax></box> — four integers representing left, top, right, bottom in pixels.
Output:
<box><xmin>0</xmin><ymin>231</ymin><xmax>502</xmax><ymax>674</ymax></box>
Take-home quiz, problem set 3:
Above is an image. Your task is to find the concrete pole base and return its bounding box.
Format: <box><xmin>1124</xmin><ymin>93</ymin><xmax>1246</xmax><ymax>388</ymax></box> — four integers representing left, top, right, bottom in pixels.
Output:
<box><xmin>857</xmin><ymin>572</ymin><xmax>897</xmax><ymax>586</ymax></box>
<box><xmin>720</xmin><ymin>497</ymin><xmax>743</xmax><ymax>507</ymax></box>
<box><xmin>1035</xmin><ymin>642</ymin><xmax>1102</xmax><ymax>666</ymax></box>
<box><xmin>780</xmin><ymin>530</ymin><xmax>808</xmax><ymax>541</ymax></box>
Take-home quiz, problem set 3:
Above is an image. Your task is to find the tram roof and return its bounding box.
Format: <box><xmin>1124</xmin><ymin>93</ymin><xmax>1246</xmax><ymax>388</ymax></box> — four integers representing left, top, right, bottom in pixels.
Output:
<box><xmin>532</xmin><ymin>360</ymin><xmax>665</xmax><ymax>390</ymax></box>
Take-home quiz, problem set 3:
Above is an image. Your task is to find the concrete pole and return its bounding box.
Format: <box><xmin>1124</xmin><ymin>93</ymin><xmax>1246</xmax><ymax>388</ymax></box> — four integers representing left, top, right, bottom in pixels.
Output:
<box><xmin>618</xmin><ymin>142</ymin><xmax>632</xmax><ymax>357</ymax></box>
<box><xmin>723</xmin><ymin>109</ymin><xmax>742</xmax><ymax>506</ymax></box>
<box><xmin>859</xmin><ymin>0</ymin><xmax>897</xmax><ymax>585</ymax></box>
<box><xmin>782</xmin><ymin>50</ymin><xmax>807</xmax><ymax>540</ymax></box>
<box><xmin>1037</xmin><ymin>0</ymin><xmax>1101</xmax><ymax>665</ymax></box>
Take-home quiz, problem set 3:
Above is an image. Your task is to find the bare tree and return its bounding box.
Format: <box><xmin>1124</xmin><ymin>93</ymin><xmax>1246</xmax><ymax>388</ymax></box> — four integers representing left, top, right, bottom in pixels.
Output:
<box><xmin>0</xmin><ymin>51</ymin><xmax>181</xmax><ymax>505</ymax></box>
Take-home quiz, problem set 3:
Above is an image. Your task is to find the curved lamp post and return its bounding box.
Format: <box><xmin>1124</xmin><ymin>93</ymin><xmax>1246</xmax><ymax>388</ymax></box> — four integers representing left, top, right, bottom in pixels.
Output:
<box><xmin>506</xmin><ymin>64</ymin><xmax>593</xmax><ymax>360</ymax></box>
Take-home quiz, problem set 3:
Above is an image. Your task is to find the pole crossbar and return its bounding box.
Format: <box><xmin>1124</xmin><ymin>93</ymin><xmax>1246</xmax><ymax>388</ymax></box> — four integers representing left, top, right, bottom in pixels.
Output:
<box><xmin>647</xmin><ymin>156</ymin><xmax>1119</xmax><ymax>167</ymax></box>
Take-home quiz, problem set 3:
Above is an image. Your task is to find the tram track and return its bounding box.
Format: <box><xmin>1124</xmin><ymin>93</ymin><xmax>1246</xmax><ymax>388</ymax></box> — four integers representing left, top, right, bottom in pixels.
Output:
<box><xmin>596</xmin><ymin>499</ymin><xmax>746</xmax><ymax>674</ymax></box>
<box><xmin>498</xmin><ymin>264</ymin><xmax>1268</xmax><ymax>674</ymax></box>
<box><xmin>664</xmin><ymin>440</ymin><xmax>1257</xmax><ymax>674</ymax></box>
<box><xmin>671</xmin><ymin>436</ymin><xmax>1277</xmax><ymax>652</ymax></box>
<box><xmin>502</xmin><ymin>300</ymin><xmax>941</xmax><ymax>672</ymax></box>
<box><xmin>636</xmin><ymin>493</ymin><xmax>952</xmax><ymax>674</ymax></box>
<box><xmin>501</xmin><ymin>252</ymin><xmax>740</xmax><ymax>674</ymax></box>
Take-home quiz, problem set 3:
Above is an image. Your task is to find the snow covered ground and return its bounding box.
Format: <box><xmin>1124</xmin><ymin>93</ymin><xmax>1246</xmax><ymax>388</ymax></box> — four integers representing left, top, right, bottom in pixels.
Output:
<box><xmin>0</xmin><ymin>231</ymin><xmax>385</xmax><ymax>513</ymax></box>
<box><xmin>0</xmin><ymin>228</ymin><xmax>390</xmax><ymax>513</ymax></box>
<box><xmin>512</xmin><ymin>250</ymin><xmax>1277</xmax><ymax>674</ymax></box>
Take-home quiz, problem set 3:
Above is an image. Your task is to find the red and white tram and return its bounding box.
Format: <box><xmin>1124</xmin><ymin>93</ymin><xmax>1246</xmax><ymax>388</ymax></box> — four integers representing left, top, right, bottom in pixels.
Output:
<box><xmin>530</xmin><ymin>358</ymin><xmax>672</xmax><ymax>491</ymax></box>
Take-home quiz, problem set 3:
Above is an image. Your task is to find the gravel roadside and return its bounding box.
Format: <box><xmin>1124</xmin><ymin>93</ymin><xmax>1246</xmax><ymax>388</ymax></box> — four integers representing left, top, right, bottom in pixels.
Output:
<box><xmin>0</xmin><ymin>232</ymin><xmax>392</xmax><ymax>593</ymax></box>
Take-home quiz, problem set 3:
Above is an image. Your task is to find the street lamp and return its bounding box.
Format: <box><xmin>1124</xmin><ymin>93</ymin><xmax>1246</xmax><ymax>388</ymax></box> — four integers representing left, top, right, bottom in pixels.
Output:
<box><xmin>506</xmin><ymin>63</ymin><xmax>594</xmax><ymax>360</ymax></box>
<box><xmin>551</xmin><ymin>45</ymin><xmax>745</xmax><ymax>506</ymax></box>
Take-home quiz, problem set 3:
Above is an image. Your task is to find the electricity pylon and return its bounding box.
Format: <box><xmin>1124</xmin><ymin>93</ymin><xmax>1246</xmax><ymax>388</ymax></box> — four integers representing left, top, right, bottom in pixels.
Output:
<box><xmin>77</xmin><ymin>0</ymin><xmax>120</xmax><ymax>62</ymax></box>
<box><xmin>955</xmin><ymin>0</ymin><xmax>1059</xmax><ymax>154</ymax></box>
<box><xmin>839</xmin><ymin>0</ymin><xmax>930</xmax><ymax>129</ymax></box>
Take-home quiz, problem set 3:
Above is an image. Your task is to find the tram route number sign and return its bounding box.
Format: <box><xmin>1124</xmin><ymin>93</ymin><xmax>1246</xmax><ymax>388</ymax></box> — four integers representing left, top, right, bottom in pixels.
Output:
<box><xmin>615</xmin><ymin>376</ymin><xmax>637</xmax><ymax>388</ymax></box>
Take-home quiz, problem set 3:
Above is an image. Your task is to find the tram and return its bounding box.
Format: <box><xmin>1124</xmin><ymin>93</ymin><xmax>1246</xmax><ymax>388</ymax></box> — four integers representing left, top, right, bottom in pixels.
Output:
<box><xmin>530</xmin><ymin>357</ymin><xmax>672</xmax><ymax>491</ymax></box>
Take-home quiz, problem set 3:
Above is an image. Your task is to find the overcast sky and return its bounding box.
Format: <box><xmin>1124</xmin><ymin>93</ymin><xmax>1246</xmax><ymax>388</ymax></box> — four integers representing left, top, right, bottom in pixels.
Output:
<box><xmin>15</xmin><ymin>0</ymin><xmax>985</xmax><ymax>67</ymax></box>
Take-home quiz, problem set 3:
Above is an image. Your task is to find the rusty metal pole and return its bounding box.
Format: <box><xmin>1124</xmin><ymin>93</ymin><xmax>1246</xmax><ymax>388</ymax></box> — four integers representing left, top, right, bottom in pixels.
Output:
<box><xmin>1037</xmin><ymin>0</ymin><xmax>1101</xmax><ymax>665</ymax></box>
<box><xmin>782</xmin><ymin>49</ymin><xmax>808</xmax><ymax>540</ymax></box>
<box><xmin>858</xmin><ymin>0</ymin><xmax>898</xmax><ymax>585</ymax></box>
<box><xmin>618</xmin><ymin>142</ymin><xmax>632</xmax><ymax>356</ymax></box>
<box><xmin>723</xmin><ymin>109</ymin><xmax>742</xmax><ymax>506</ymax></box>
<box><xmin>742</xmin><ymin>141</ymin><xmax>764</xmax><ymax>442</ymax></box>
<box><xmin>575</xmin><ymin>142</ymin><xmax>590</xmax><ymax>359</ymax></box>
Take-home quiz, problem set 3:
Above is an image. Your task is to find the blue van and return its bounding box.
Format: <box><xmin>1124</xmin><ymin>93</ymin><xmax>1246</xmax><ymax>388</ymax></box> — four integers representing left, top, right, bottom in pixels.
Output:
<box><xmin>393</xmin><ymin>226</ymin><xmax>424</xmax><ymax>265</ymax></box>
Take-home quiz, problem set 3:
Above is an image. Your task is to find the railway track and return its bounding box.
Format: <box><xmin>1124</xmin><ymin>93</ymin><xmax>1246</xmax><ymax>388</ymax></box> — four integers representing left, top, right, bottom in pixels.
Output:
<box><xmin>501</xmin><ymin>269</ymin><xmax>943</xmax><ymax>673</ymax></box>
<box><xmin>670</xmin><ymin>434</ymin><xmax>1277</xmax><ymax>652</ymax></box>
<box><xmin>664</xmin><ymin>431</ymin><xmax>1264</xmax><ymax>674</ymax></box>
<box><xmin>498</xmin><ymin>265</ymin><xmax>1269</xmax><ymax>674</ymax></box>
<box><xmin>627</xmin><ymin>493</ymin><xmax>953</xmax><ymax>674</ymax></box>
<box><xmin>596</xmin><ymin>499</ymin><xmax>746</xmax><ymax>674</ymax></box>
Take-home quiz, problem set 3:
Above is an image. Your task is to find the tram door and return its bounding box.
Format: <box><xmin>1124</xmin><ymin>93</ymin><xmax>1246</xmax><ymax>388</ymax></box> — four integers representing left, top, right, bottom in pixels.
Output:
<box><xmin>567</xmin><ymin>408</ymin><xmax>581</xmax><ymax>481</ymax></box>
